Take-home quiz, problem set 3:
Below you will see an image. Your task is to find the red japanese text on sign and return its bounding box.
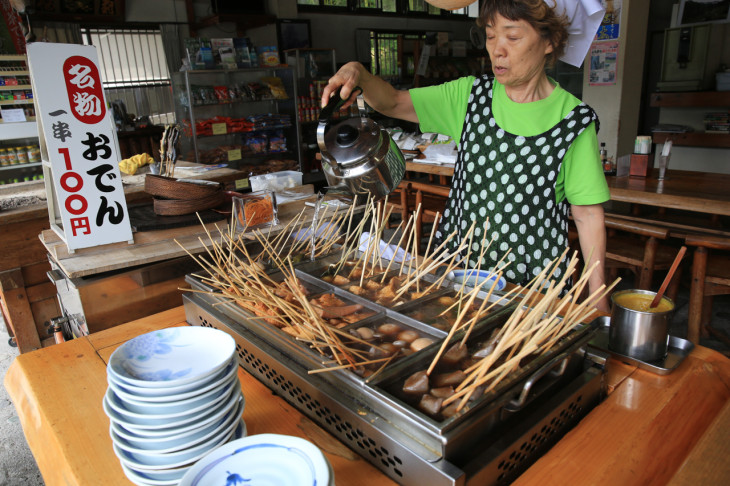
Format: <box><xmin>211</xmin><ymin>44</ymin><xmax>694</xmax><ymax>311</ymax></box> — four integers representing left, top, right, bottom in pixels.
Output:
<box><xmin>63</xmin><ymin>56</ymin><xmax>106</xmax><ymax>125</ymax></box>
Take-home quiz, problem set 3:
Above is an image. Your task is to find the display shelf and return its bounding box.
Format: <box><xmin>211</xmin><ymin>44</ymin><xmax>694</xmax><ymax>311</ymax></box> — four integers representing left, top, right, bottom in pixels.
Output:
<box><xmin>284</xmin><ymin>48</ymin><xmax>337</xmax><ymax>173</ymax></box>
<box><xmin>650</xmin><ymin>91</ymin><xmax>730</xmax><ymax>108</ymax></box>
<box><xmin>652</xmin><ymin>131</ymin><xmax>730</xmax><ymax>148</ymax></box>
<box><xmin>0</xmin><ymin>162</ymin><xmax>42</xmax><ymax>172</ymax></box>
<box><xmin>172</xmin><ymin>67</ymin><xmax>300</xmax><ymax>170</ymax></box>
<box><xmin>0</xmin><ymin>55</ymin><xmax>41</xmax><ymax>185</ymax></box>
<box><xmin>0</xmin><ymin>121</ymin><xmax>37</xmax><ymax>139</ymax></box>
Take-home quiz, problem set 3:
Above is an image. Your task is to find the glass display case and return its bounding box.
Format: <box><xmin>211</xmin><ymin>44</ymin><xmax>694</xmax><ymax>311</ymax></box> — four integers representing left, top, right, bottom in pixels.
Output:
<box><xmin>283</xmin><ymin>48</ymin><xmax>340</xmax><ymax>173</ymax></box>
<box><xmin>172</xmin><ymin>66</ymin><xmax>301</xmax><ymax>176</ymax></box>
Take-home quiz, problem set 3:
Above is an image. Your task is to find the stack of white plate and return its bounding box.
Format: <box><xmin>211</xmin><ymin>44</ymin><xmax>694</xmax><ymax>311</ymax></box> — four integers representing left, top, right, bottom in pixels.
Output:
<box><xmin>180</xmin><ymin>434</ymin><xmax>334</xmax><ymax>486</ymax></box>
<box><xmin>102</xmin><ymin>327</ymin><xmax>245</xmax><ymax>486</ymax></box>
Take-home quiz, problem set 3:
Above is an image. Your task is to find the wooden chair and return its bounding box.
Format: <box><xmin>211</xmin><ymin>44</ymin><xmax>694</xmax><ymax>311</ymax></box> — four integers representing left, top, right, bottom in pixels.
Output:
<box><xmin>381</xmin><ymin>181</ymin><xmax>410</xmax><ymax>229</ymax></box>
<box><xmin>603</xmin><ymin>216</ymin><xmax>682</xmax><ymax>300</ymax></box>
<box><xmin>684</xmin><ymin>233</ymin><xmax>730</xmax><ymax>347</ymax></box>
<box><xmin>406</xmin><ymin>181</ymin><xmax>449</xmax><ymax>251</ymax></box>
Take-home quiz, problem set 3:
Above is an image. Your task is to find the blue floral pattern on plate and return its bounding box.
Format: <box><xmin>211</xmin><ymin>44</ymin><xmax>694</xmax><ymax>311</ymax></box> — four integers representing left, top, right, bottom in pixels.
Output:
<box><xmin>179</xmin><ymin>434</ymin><xmax>330</xmax><ymax>486</ymax></box>
<box><xmin>108</xmin><ymin>327</ymin><xmax>236</xmax><ymax>388</ymax></box>
<box><xmin>121</xmin><ymin>329</ymin><xmax>193</xmax><ymax>381</ymax></box>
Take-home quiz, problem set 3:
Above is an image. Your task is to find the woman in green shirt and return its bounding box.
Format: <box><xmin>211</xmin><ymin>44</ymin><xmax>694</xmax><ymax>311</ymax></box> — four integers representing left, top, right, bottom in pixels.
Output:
<box><xmin>321</xmin><ymin>0</ymin><xmax>610</xmax><ymax>311</ymax></box>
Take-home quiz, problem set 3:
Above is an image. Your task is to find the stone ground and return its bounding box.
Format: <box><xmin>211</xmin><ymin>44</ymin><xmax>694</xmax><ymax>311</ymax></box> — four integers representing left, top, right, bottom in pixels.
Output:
<box><xmin>0</xmin><ymin>315</ymin><xmax>43</xmax><ymax>485</ymax></box>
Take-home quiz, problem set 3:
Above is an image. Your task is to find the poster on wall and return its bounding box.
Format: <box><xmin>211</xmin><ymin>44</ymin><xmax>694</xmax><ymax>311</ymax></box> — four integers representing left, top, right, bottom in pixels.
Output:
<box><xmin>27</xmin><ymin>42</ymin><xmax>132</xmax><ymax>251</ymax></box>
<box><xmin>589</xmin><ymin>41</ymin><xmax>619</xmax><ymax>85</ymax></box>
<box><xmin>0</xmin><ymin>0</ymin><xmax>26</xmax><ymax>54</ymax></box>
<box><xmin>595</xmin><ymin>0</ymin><xmax>621</xmax><ymax>40</ymax></box>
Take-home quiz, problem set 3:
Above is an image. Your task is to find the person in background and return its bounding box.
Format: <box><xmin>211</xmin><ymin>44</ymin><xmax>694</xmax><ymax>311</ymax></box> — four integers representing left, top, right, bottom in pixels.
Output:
<box><xmin>321</xmin><ymin>0</ymin><xmax>610</xmax><ymax>311</ymax></box>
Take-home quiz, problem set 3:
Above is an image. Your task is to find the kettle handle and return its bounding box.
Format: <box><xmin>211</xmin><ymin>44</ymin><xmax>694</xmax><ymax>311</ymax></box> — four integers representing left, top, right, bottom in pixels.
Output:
<box><xmin>318</xmin><ymin>85</ymin><xmax>363</xmax><ymax>124</ymax></box>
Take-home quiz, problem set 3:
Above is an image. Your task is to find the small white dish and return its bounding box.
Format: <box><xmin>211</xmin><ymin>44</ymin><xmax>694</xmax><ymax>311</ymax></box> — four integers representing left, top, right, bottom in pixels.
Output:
<box><xmin>116</xmin><ymin>420</ymin><xmax>247</xmax><ymax>486</ymax></box>
<box><xmin>104</xmin><ymin>382</ymin><xmax>237</xmax><ymax>426</ymax></box>
<box><xmin>448</xmin><ymin>268</ymin><xmax>506</xmax><ymax>291</ymax></box>
<box><xmin>121</xmin><ymin>462</ymin><xmax>183</xmax><ymax>486</ymax></box>
<box><xmin>112</xmin><ymin>402</ymin><xmax>240</xmax><ymax>462</ymax></box>
<box><xmin>112</xmin><ymin>422</ymin><xmax>236</xmax><ymax>471</ymax></box>
<box><xmin>104</xmin><ymin>390</ymin><xmax>241</xmax><ymax>434</ymax></box>
<box><xmin>110</xmin><ymin>398</ymin><xmax>243</xmax><ymax>454</ymax></box>
<box><xmin>108</xmin><ymin>357</ymin><xmax>239</xmax><ymax>402</ymax></box>
<box><xmin>179</xmin><ymin>433</ymin><xmax>330</xmax><ymax>486</ymax></box>
<box><xmin>110</xmin><ymin>399</ymin><xmax>242</xmax><ymax>450</ymax></box>
<box><xmin>112</xmin><ymin>374</ymin><xmax>239</xmax><ymax>415</ymax></box>
<box><xmin>108</xmin><ymin>327</ymin><xmax>235</xmax><ymax>388</ymax></box>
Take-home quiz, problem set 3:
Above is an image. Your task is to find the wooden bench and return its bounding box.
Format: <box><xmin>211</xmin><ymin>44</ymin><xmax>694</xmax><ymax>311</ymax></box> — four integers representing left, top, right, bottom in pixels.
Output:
<box><xmin>685</xmin><ymin>233</ymin><xmax>730</xmax><ymax>347</ymax></box>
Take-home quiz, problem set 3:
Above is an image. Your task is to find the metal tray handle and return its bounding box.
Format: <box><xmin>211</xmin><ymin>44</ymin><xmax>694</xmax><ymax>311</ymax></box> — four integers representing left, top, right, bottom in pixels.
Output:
<box><xmin>503</xmin><ymin>354</ymin><xmax>569</xmax><ymax>412</ymax></box>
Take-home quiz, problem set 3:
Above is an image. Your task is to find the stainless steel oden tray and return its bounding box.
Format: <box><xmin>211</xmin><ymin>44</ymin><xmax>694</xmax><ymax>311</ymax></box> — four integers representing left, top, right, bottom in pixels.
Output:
<box><xmin>183</xmin><ymin>275</ymin><xmax>607</xmax><ymax>485</ymax></box>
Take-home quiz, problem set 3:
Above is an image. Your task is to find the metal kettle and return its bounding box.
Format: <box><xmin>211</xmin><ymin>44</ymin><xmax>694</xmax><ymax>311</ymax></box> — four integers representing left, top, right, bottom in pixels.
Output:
<box><xmin>317</xmin><ymin>87</ymin><xmax>405</xmax><ymax>202</ymax></box>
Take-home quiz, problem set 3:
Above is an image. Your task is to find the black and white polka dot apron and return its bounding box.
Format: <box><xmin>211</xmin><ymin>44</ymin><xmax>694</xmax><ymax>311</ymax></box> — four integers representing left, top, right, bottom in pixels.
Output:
<box><xmin>436</xmin><ymin>76</ymin><xmax>599</xmax><ymax>287</ymax></box>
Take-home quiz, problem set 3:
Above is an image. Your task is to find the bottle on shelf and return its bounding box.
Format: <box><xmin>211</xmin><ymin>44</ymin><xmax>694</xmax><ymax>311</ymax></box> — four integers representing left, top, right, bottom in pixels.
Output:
<box><xmin>5</xmin><ymin>147</ymin><xmax>18</xmax><ymax>165</ymax></box>
<box><xmin>15</xmin><ymin>146</ymin><xmax>29</xmax><ymax>165</ymax></box>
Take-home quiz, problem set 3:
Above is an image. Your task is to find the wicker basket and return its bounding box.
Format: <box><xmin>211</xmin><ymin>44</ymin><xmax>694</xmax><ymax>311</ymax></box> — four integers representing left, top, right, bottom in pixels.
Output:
<box><xmin>145</xmin><ymin>174</ymin><xmax>223</xmax><ymax>199</ymax></box>
<box><xmin>153</xmin><ymin>191</ymin><xmax>226</xmax><ymax>216</ymax></box>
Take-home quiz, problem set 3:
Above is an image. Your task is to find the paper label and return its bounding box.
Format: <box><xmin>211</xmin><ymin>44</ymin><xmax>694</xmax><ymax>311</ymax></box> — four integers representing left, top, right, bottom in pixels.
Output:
<box><xmin>0</xmin><ymin>107</ymin><xmax>26</xmax><ymax>122</ymax></box>
<box><xmin>235</xmin><ymin>178</ymin><xmax>249</xmax><ymax>189</ymax></box>
<box><xmin>212</xmin><ymin>122</ymin><xmax>227</xmax><ymax>135</ymax></box>
<box><xmin>227</xmin><ymin>149</ymin><xmax>241</xmax><ymax>161</ymax></box>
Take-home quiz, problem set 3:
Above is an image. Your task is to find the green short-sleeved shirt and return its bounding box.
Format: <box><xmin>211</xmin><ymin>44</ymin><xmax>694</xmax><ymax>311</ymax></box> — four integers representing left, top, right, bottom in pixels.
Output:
<box><xmin>410</xmin><ymin>76</ymin><xmax>610</xmax><ymax>205</ymax></box>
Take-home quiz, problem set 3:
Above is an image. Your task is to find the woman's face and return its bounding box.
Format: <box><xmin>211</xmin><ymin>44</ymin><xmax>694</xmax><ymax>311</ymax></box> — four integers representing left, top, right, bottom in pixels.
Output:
<box><xmin>485</xmin><ymin>14</ymin><xmax>553</xmax><ymax>88</ymax></box>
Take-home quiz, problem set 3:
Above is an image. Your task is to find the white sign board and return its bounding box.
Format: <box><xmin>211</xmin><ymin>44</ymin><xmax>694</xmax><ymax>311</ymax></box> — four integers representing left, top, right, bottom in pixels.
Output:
<box><xmin>27</xmin><ymin>43</ymin><xmax>132</xmax><ymax>250</ymax></box>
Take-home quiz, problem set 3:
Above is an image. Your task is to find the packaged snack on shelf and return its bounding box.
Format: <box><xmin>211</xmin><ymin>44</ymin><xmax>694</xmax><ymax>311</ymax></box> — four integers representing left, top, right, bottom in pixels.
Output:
<box><xmin>257</xmin><ymin>46</ymin><xmax>280</xmax><ymax>67</ymax></box>
<box><xmin>261</xmin><ymin>77</ymin><xmax>288</xmax><ymax>99</ymax></box>
<box><xmin>233</xmin><ymin>38</ymin><xmax>251</xmax><ymax>68</ymax></box>
<box><xmin>268</xmin><ymin>130</ymin><xmax>287</xmax><ymax>153</ymax></box>
<box><xmin>213</xmin><ymin>86</ymin><xmax>230</xmax><ymax>103</ymax></box>
<box><xmin>244</xmin><ymin>133</ymin><xmax>269</xmax><ymax>154</ymax></box>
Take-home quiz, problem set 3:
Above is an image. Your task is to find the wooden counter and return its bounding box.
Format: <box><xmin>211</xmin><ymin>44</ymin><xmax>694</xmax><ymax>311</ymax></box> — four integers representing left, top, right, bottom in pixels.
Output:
<box><xmin>4</xmin><ymin>306</ymin><xmax>730</xmax><ymax>486</ymax></box>
<box><xmin>0</xmin><ymin>163</ymin><xmax>246</xmax><ymax>353</ymax></box>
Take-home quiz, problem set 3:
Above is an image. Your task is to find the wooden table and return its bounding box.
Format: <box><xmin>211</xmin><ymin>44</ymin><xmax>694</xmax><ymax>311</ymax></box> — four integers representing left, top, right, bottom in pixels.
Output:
<box><xmin>5</xmin><ymin>306</ymin><xmax>730</xmax><ymax>486</ymax></box>
<box><xmin>403</xmin><ymin>165</ymin><xmax>730</xmax><ymax>219</ymax></box>
<box><xmin>606</xmin><ymin>169</ymin><xmax>730</xmax><ymax>217</ymax></box>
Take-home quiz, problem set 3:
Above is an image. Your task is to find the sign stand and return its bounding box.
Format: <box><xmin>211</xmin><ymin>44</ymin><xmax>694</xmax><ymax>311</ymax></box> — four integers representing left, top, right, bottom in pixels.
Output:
<box><xmin>28</xmin><ymin>43</ymin><xmax>134</xmax><ymax>252</ymax></box>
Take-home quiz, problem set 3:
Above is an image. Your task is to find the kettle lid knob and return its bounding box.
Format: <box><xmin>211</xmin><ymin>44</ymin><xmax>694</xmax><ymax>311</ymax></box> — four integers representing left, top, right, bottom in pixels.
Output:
<box><xmin>336</xmin><ymin>124</ymin><xmax>359</xmax><ymax>147</ymax></box>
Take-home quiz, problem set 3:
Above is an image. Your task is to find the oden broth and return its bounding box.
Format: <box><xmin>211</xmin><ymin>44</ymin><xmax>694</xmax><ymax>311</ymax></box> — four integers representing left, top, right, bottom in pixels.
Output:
<box><xmin>613</xmin><ymin>292</ymin><xmax>673</xmax><ymax>313</ymax></box>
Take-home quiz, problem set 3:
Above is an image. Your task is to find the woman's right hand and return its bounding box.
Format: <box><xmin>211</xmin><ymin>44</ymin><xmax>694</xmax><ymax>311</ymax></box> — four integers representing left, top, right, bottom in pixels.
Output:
<box><xmin>320</xmin><ymin>62</ymin><xmax>366</xmax><ymax>110</ymax></box>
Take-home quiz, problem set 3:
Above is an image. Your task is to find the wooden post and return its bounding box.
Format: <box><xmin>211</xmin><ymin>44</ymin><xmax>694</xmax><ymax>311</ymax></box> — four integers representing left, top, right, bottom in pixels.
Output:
<box><xmin>0</xmin><ymin>268</ymin><xmax>42</xmax><ymax>352</ymax></box>
<box><xmin>688</xmin><ymin>246</ymin><xmax>708</xmax><ymax>344</ymax></box>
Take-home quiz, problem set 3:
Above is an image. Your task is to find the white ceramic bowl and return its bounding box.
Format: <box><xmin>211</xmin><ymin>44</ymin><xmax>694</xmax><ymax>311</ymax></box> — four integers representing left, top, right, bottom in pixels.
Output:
<box><xmin>110</xmin><ymin>398</ymin><xmax>244</xmax><ymax>453</ymax></box>
<box><xmin>104</xmin><ymin>389</ymin><xmax>242</xmax><ymax>434</ymax></box>
<box><xmin>179</xmin><ymin>434</ymin><xmax>330</xmax><ymax>486</ymax></box>
<box><xmin>112</xmin><ymin>375</ymin><xmax>239</xmax><ymax>416</ymax></box>
<box><xmin>448</xmin><ymin>269</ymin><xmax>506</xmax><ymax>291</ymax></box>
<box><xmin>104</xmin><ymin>382</ymin><xmax>237</xmax><ymax>426</ymax></box>
<box><xmin>108</xmin><ymin>327</ymin><xmax>235</xmax><ymax>388</ymax></box>
<box><xmin>112</xmin><ymin>420</ymin><xmax>236</xmax><ymax>470</ymax></box>
<box><xmin>108</xmin><ymin>357</ymin><xmax>239</xmax><ymax>402</ymax></box>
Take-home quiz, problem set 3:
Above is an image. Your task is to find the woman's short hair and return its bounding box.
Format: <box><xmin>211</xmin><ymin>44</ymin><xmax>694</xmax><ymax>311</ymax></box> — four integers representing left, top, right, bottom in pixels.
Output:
<box><xmin>478</xmin><ymin>0</ymin><xmax>570</xmax><ymax>68</ymax></box>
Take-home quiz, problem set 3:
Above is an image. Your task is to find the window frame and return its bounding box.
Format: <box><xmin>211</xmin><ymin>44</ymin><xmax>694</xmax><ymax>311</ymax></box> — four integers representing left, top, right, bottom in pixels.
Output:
<box><xmin>297</xmin><ymin>0</ymin><xmax>475</xmax><ymax>18</ymax></box>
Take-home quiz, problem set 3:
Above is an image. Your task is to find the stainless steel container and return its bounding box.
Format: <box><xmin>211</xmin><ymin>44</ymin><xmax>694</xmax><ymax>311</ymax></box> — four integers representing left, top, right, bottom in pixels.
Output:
<box><xmin>609</xmin><ymin>289</ymin><xmax>674</xmax><ymax>361</ymax></box>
